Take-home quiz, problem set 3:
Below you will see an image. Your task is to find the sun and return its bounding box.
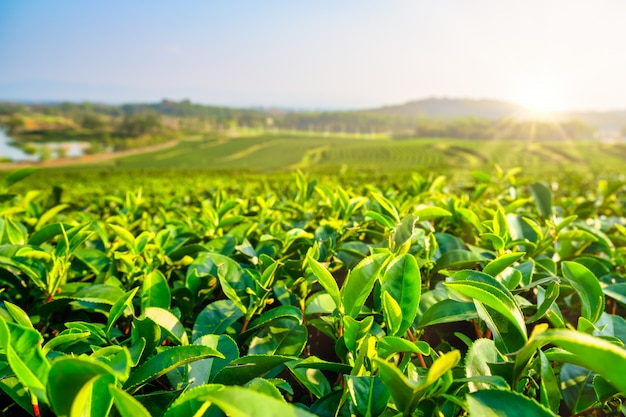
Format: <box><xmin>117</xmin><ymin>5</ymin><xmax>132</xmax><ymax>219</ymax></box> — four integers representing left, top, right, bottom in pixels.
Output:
<box><xmin>515</xmin><ymin>81</ymin><xmax>565</xmax><ymax>115</ymax></box>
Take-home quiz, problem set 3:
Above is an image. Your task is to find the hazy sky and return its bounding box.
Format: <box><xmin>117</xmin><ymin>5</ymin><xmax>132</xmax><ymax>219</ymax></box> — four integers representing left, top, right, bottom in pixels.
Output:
<box><xmin>1</xmin><ymin>1</ymin><xmax>625</xmax><ymax>110</ymax></box>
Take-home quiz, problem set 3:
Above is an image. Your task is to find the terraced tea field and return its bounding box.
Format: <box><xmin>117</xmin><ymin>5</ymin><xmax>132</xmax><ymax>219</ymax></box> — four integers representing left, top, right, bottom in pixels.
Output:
<box><xmin>76</xmin><ymin>134</ymin><xmax>626</xmax><ymax>176</ymax></box>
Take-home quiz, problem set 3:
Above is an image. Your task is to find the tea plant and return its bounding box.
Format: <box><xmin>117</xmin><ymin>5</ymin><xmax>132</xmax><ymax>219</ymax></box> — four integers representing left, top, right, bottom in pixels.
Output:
<box><xmin>1</xmin><ymin>167</ymin><xmax>626</xmax><ymax>416</ymax></box>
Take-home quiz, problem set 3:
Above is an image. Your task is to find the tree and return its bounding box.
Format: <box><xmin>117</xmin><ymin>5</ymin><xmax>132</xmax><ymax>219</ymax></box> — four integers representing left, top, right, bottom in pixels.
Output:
<box><xmin>80</xmin><ymin>113</ymin><xmax>107</xmax><ymax>131</ymax></box>
<box><xmin>5</xmin><ymin>115</ymin><xmax>25</xmax><ymax>134</ymax></box>
<box><xmin>117</xmin><ymin>112</ymin><xmax>163</xmax><ymax>137</ymax></box>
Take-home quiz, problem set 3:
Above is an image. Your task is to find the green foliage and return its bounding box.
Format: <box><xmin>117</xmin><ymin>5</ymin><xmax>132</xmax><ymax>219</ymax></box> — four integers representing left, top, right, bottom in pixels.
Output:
<box><xmin>1</xmin><ymin>166</ymin><xmax>626</xmax><ymax>416</ymax></box>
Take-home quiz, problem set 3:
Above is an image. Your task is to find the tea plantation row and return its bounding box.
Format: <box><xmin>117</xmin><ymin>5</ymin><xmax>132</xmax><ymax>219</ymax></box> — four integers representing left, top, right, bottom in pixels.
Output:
<box><xmin>70</xmin><ymin>134</ymin><xmax>626</xmax><ymax>175</ymax></box>
<box><xmin>1</xmin><ymin>167</ymin><xmax>626</xmax><ymax>416</ymax></box>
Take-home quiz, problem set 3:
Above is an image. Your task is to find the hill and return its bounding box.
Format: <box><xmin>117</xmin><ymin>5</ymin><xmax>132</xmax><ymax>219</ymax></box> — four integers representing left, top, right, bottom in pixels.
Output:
<box><xmin>362</xmin><ymin>97</ymin><xmax>626</xmax><ymax>132</ymax></box>
<box><xmin>363</xmin><ymin>97</ymin><xmax>524</xmax><ymax>119</ymax></box>
<box><xmin>561</xmin><ymin>110</ymin><xmax>626</xmax><ymax>131</ymax></box>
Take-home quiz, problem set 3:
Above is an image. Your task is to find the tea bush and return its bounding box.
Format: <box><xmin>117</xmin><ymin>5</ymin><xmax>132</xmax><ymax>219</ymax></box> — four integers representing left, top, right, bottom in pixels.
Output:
<box><xmin>1</xmin><ymin>167</ymin><xmax>626</xmax><ymax>416</ymax></box>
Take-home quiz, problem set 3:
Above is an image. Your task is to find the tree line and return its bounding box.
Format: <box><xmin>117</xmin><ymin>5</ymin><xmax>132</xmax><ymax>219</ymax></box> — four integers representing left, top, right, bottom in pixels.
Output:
<box><xmin>0</xmin><ymin>99</ymin><xmax>601</xmax><ymax>143</ymax></box>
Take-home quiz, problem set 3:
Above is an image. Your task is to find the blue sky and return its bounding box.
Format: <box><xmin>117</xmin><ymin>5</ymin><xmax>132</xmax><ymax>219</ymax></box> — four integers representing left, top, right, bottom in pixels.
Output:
<box><xmin>1</xmin><ymin>1</ymin><xmax>625</xmax><ymax>110</ymax></box>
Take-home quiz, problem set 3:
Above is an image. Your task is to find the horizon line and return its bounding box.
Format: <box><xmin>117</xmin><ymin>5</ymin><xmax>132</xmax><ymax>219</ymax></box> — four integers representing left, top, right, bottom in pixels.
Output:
<box><xmin>1</xmin><ymin>95</ymin><xmax>626</xmax><ymax>114</ymax></box>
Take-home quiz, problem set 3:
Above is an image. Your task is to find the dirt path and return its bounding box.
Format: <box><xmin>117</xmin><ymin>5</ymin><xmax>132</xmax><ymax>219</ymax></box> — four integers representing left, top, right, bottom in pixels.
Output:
<box><xmin>0</xmin><ymin>139</ymin><xmax>180</xmax><ymax>170</ymax></box>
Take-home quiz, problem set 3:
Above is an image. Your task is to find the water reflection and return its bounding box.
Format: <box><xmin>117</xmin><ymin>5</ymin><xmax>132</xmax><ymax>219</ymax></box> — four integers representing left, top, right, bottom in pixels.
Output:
<box><xmin>0</xmin><ymin>129</ymin><xmax>88</xmax><ymax>161</ymax></box>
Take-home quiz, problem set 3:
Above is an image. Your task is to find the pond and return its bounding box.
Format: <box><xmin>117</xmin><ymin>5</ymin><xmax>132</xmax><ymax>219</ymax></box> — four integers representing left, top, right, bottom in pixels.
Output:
<box><xmin>0</xmin><ymin>129</ymin><xmax>89</xmax><ymax>161</ymax></box>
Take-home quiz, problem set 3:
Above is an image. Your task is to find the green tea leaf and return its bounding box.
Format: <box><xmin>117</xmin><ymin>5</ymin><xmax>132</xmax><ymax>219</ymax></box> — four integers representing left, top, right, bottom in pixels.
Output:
<box><xmin>345</xmin><ymin>375</ymin><xmax>390</xmax><ymax>417</ymax></box>
<box><xmin>110</xmin><ymin>385</ymin><xmax>151</xmax><ymax>417</ymax></box>
<box><xmin>414</xmin><ymin>206</ymin><xmax>452</xmax><ymax>221</ymax></box>
<box><xmin>539</xmin><ymin>350</ymin><xmax>560</xmax><ymax>413</ymax></box>
<box><xmin>188</xmin><ymin>334</ymin><xmax>239</xmax><ymax>386</ymax></box>
<box><xmin>5</xmin><ymin>218</ymin><xmax>26</xmax><ymax>245</ymax></box>
<box><xmin>372</xmin><ymin>359</ymin><xmax>416</xmax><ymax>415</ymax></box>
<box><xmin>35</xmin><ymin>204</ymin><xmax>71</xmax><ymax>230</ymax></box>
<box><xmin>248</xmin><ymin>318</ymin><xmax>307</xmax><ymax>356</ymax></box>
<box><xmin>307</xmin><ymin>256</ymin><xmax>342</xmax><ymax>313</ymax></box>
<box><xmin>28</xmin><ymin>222</ymin><xmax>74</xmax><ymax>246</ymax></box>
<box><xmin>530</xmin><ymin>183</ymin><xmax>553</xmax><ymax>220</ymax></box>
<box><xmin>287</xmin><ymin>360</ymin><xmax>331</xmax><ymax>399</ymax></box>
<box><xmin>382</xmin><ymin>291</ymin><xmax>402</xmax><ymax>336</ymax></box>
<box><xmin>0</xmin><ymin>318</ymin><xmax>50</xmax><ymax>403</ymax></box>
<box><xmin>292</xmin><ymin>356</ymin><xmax>353</xmax><ymax>374</ymax></box>
<box><xmin>561</xmin><ymin>261</ymin><xmax>604</xmax><ymax>324</ymax></box>
<box><xmin>108</xmin><ymin>223</ymin><xmax>136</xmax><ymax>249</ymax></box>
<box><xmin>164</xmin><ymin>385</ymin><xmax>317</xmax><ymax>417</ymax></box>
<box><xmin>239</xmin><ymin>305</ymin><xmax>302</xmax><ymax>341</ymax></box>
<box><xmin>515</xmin><ymin>327</ymin><xmax>626</xmax><ymax>394</ymax></box>
<box><xmin>527</xmin><ymin>281</ymin><xmax>559</xmax><ymax>324</ymax></box>
<box><xmin>375</xmin><ymin>350</ymin><xmax>460</xmax><ymax>415</ymax></box>
<box><xmin>493</xmin><ymin>208</ymin><xmax>510</xmax><ymax>243</ymax></box>
<box><xmin>106</xmin><ymin>287</ymin><xmax>138</xmax><ymax>336</ymax></box>
<box><xmin>594</xmin><ymin>375</ymin><xmax>619</xmax><ymax>403</ymax></box>
<box><xmin>2</xmin><ymin>167</ymin><xmax>38</xmax><ymax>189</ymax></box>
<box><xmin>369</xmin><ymin>192</ymin><xmax>400</xmax><ymax>223</ymax></box>
<box><xmin>4</xmin><ymin>301</ymin><xmax>33</xmax><ymax>329</ymax></box>
<box><xmin>467</xmin><ymin>389</ymin><xmax>557</xmax><ymax>417</ymax></box>
<box><xmin>48</xmin><ymin>357</ymin><xmax>115</xmax><ymax>417</ymax></box>
<box><xmin>434</xmin><ymin>250</ymin><xmax>485</xmax><ymax>273</ymax></box>
<box><xmin>192</xmin><ymin>299</ymin><xmax>243</xmax><ymax>340</ymax></box>
<box><xmin>0</xmin><ymin>376</ymin><xmax>32</xmax><ymax>416</ymax></box>
<box><xmin>417</xmin><ymin>298</ymin><xmax>477</xmax><ymax>328</ymax></box>
<box><xmin>42</xmin><ymin>330</ymin><xmax>91</xmax><ymax>355</ymax></box>
<box><xmin>123</xmin><ymin>345</ymin><xmax>223</xmax><ymax>392</ymax></box>
<box><xmin>380</xmin><ymin>253</ymin><xmax>421</xmax><ymax>336</ymax></box>
<box><xmin>465</xmin><ymin>338</ymin><xmax>501</xmax><ymax>392</ymax></box>
<box><xmin>212</xmin><ymin>355</ymin><xmax>294</xmax><ymax>385</ymax></box>
<box><xmin>341</xmin><ymin>253</ymin><xmax>390</xmax><ymax>318</ymax></box>
<box><xmin>483</xmin><ymin>252</ymin><xmax>525</xmax><ymax>277</ymax></box>
<box><xmin>377</xmin><ymin>336</ymin><xmax>430</xmax><ymax>359</ymax></box>
<box><xmin>444</xmin><ymin>275</ymin><xmax>527</xmax><ymax>352</ymax></box>
<box><xmin>141</xmin><ymin>270</ymin><xmax>171</xmax><ymax>312</ymax></box>
<box><xmin>243</xmin><ymin>378</ymin><xmax>284</xmax><ymax>401</ymax></box>
<box><xmin>144</xmin><ymin>306</ymin><xmax>188</xmax><ymax>346</ymax></box>
<box><xmin>69</xmin><ymin>373</ymin><xmax>115</xmax><ymax>417</ymax></box>
<box><xmin>559</xmin><ymin>364</ymin><xmax>596</xmax><ymax>414</ymax></box>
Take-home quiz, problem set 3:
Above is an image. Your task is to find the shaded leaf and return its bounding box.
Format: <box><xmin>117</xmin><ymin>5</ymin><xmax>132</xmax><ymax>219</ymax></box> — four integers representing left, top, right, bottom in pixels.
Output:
<box><xmin>530</xmin><ymin>183</ymin><xmax>552</xmax><ymax>220</ymax></box>
<box><xmin>193</xmin><ymin>299</ymin><xmax>243</xmax><ymax>341</ymax></box>
<box><xmin>212</xmin><ymin>355</ymin><xmax>294</xmax><ymax>386</ymax></box>
<box><xmin>467</xmin><ymin>389</ymin><xmax>556</xmax><ymax>417</ymax></box>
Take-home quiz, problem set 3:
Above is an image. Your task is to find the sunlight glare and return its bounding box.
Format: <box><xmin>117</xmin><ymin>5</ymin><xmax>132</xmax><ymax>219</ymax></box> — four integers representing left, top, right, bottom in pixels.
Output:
<box><xmin>516</xmin><ymin>82</ymin><xmax>565</xmax><ymax>115</ymax></box>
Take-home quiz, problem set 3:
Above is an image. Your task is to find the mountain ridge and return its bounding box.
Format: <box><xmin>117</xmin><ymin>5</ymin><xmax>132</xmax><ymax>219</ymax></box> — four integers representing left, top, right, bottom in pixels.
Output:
<box><xmin>358</xmin><ymin>97</ymin><xmax>626</xmax><ymax>130</ymax></box>
<box><xmin>360</xmin><ymin>97</ymin><xmax>525</xmax><ymax>119</ymax></box>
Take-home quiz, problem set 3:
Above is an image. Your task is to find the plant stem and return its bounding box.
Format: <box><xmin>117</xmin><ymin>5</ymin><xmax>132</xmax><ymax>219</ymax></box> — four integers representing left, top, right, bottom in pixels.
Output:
<box><xmin>417</xmin><ymin>353</ymin><xmax>427</xmax><ymax>368</ymax></box>
<box><xmin>241</xmin><ymin>319</ymin><xmax>250</xmax><ymax>333</ymax></box>
<box><xmin>406</xmin><ymin>328</ymin><xmax>416</xmax><ymax>342</ymax></box>
<box><xmin>472</xmin><ymin>319</ymin><xmax>483</xmax><ymax>338</ymax></box>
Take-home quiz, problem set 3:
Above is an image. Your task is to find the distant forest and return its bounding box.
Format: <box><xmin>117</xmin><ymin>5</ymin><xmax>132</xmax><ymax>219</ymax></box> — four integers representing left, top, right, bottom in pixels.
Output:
<box><xmin>0</xmin><ymin>98</ymin><xmax>607</xmax><ymax>143</ymax></box>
